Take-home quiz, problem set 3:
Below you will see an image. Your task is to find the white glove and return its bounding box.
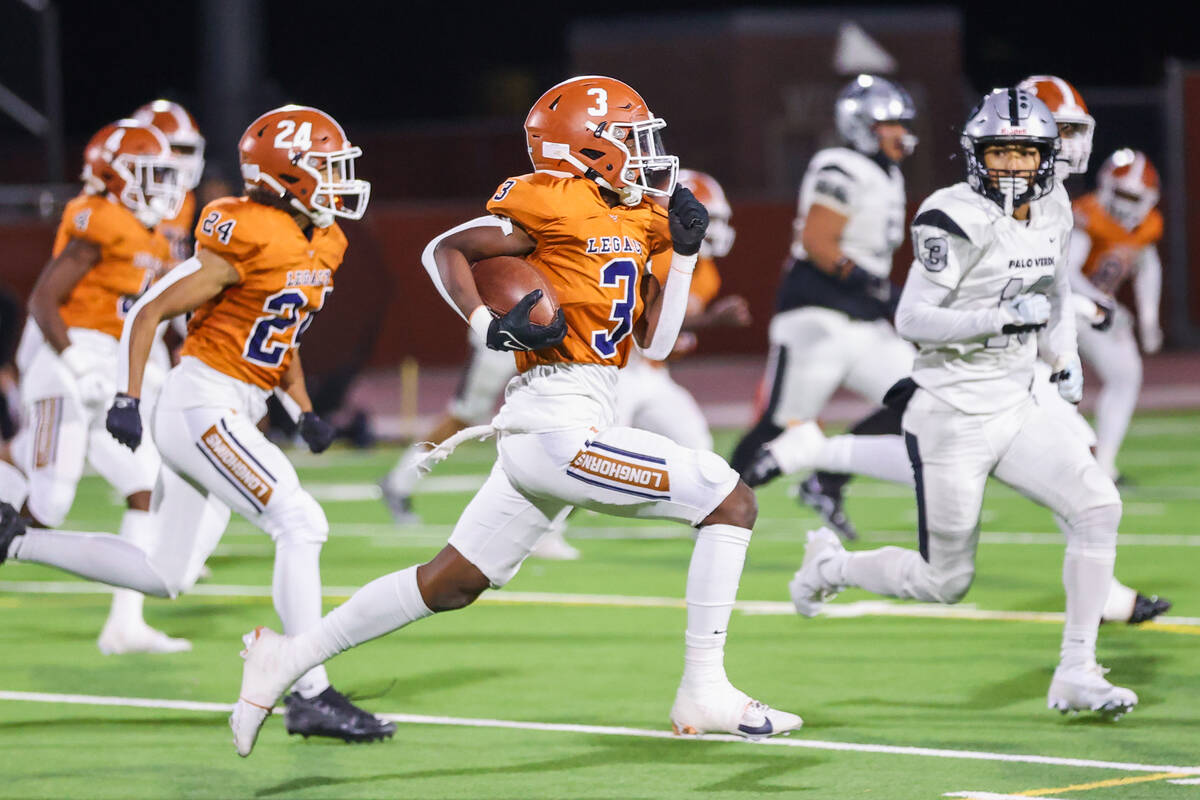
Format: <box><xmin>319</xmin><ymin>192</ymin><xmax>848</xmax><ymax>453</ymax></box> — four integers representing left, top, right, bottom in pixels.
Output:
<box><xmin>1001</xmin><ymin>293</ymin><xmax>1051</xmax><ymax>332</ymax></box>
<box><xmin>60</xmin><ymin>345</ymin><xmax>115</xmax><ymax>407</ymax></box>
<box><xmin>1050</xmin><ymin>354</ymin><xmax>1084</xmax><ymax>404</ymax></box>
<box><xmin>1140</xmin><ymin>324</ymin><xmax>1163</xmax><ymax>354</ymax></box>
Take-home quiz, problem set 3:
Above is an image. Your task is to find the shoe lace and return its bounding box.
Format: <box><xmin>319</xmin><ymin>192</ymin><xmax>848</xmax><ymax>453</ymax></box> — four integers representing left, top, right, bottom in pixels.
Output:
<box><xmin>742</xmin><ymin>699</ymin><xmax>770</xmax><ymax>723</ymax></box>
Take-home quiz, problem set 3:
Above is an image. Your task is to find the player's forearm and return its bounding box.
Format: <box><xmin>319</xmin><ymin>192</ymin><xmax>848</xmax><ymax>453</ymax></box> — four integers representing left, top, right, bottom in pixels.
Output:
<box><xmin>117</xmin><ymin>256</ymin><xmax>208</xmax><ymax>396</ymax></box>
<box><xmin>894</xmin><ymin>271</ymin><xmax>1007</xmax><ymax>344</ymax></box>
<box><xmin>27</xmin><ymin>290</ymin><xmax>71</xmax><ymax>353</ymax></box>
<box><xmin>434</xmin><ymin>244</ymin><xmax>485</xmax><ymax>322</ymax></box>
<box><xmin>1044</xmin><ymin>268</ymin><xmax>1079</xmax><ymax>367</ymax></box>
<box><xmin>1133</xmin><ymin>247</ymin><xmax>1162</xmax><ymax>328</ymax></box>
<box><xmin>642</xmin><ymin>252</ymin><xmax>697</xmax><ymax>360</ymax></box>
<box><xmin>278</xmin><ymin>354</ymin><xmax>313</xmax><ymax>415</ymax></box>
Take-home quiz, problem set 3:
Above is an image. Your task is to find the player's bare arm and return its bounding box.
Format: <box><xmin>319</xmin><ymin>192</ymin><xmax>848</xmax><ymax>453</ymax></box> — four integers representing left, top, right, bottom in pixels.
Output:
<box><xmin>278</xmin><ymin>351</ymin><xmax>314</xmax><ymax>415</ymax></box>
<box><xmin>800</xmin><ymin>203</ymin><xmax>850</xmax><ymax>275</ymax></box>
<box><xmin>27</xmin><ymin>238</ymin><xmax>101</xmax><ymax>353</ymax></box>
<box><xmin>121</xmin><ymin>247</ymin><xmax>239</xmax><ymax>399</ymax></box>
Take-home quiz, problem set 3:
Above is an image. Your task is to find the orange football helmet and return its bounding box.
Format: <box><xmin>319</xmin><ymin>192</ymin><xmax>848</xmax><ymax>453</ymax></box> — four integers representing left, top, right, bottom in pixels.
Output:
<box><xmin>1097</xmin><ymin>149</ymin><xmax>1160</xmax><ymax>230</ymax></box>
<box><xmin>239</xmin><ymin>104</ymin><xmax>370</xmax><ymax>228</ymax></box>
<box><xmin>132</xmin><ymin>99</ymin><xmax>205</xmax><ymax>190</ymax></box>
<box><xmin>81</xmin><ymin>119</ymin><xmax>184</xmax><ymax>227</ymax></box>
<box><xmin>677</xmin><ymin>169</ymin><xmax>735</xmax><ymax>258</ymax></box>
<box><xmin>1018</xmin><ymin>75</ymin><xmax>1095</xmax><ymax>177</ymax></box>
<box><xmin>525</xmin><ymin>75</ymin><xmax>678</xmax><ymax>207</ymax></box>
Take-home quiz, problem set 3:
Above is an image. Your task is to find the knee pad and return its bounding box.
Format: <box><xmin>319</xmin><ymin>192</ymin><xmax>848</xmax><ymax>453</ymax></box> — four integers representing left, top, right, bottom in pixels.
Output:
<box><xmin>929</xmin><ymin>564</ymin><xmax>975</xmax><ymax>604</ymax></box>
<box><xmin>261</xmin><ymin>489</ymin><xmax>329</xmax><ymax>545</ymax></box>
<box><xmin>1063</xmin><ymin>503</ymin><xmax>1120</xmax><ymax>561</ymax></box>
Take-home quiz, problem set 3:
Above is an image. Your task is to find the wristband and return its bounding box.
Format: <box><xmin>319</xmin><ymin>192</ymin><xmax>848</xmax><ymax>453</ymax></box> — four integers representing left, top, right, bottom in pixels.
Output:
<box><xmin>468</xmin><ymin>305</ymin><xmax>493</xmax><ymax>342</ymax></box>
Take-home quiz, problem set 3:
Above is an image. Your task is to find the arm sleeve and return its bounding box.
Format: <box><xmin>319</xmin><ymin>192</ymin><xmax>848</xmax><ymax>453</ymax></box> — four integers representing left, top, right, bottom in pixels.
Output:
<box><xmin>420</xmin><ymin>215</ymin><xmax>514</xmax><ymax>322</ymax></box>
<box><xmin>641</xmin><ymin>252</ymin><xmax>697</xmax><ymax>360</ymax></box>
<box><xmin>1064</xmin><ymin>229</ymin><xmax>1110</xmax><ymax>303</ymax></box>
<box><xmin>894</xmin><ymin>267</ymin><xmax>1009</xmax><ymax>345</ymax></box>
<box><xmin>1133</xmin><ymin>245</ymin><xmax>1163</xmax><ymax>330</ymax></box>
<box><xmin>1043</xmin><ymin>258</ymin><xmax>1079</xmax><ymax>370</ymax></box>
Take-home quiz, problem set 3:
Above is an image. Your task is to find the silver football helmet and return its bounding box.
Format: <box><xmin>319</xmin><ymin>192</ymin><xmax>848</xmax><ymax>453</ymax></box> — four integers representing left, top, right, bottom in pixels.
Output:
<box><xmin>835</xmin><ymin>74</ymin><xmax>918</xmax><ymax>157</ymax></box>
<box><xmin>961</xmin><ymin>88</ymin><xmax>1060</xmax><ymax>215</ymax></box>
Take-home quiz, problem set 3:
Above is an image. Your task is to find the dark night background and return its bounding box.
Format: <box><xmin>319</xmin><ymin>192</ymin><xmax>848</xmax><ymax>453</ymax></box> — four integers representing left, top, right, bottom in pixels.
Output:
<box><xmin>1</xmin><ymin>0</ymin><xmax>1195</xmax><ymax>138</ymax></box>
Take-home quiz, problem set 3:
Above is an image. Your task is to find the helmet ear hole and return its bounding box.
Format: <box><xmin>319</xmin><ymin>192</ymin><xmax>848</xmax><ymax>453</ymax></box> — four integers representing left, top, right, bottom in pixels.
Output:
<box><xmin>580</xmin><ymin>148</ymin><xmax>605</xmax><ymax>160</ymax></box>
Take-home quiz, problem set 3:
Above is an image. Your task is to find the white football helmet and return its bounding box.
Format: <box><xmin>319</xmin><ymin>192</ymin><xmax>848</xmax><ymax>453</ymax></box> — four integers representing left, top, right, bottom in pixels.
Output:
<box><xmin>1096</xmin><ymin>149</ymin><xmax>1160</xmax><ymax>230</ymax></box>
<box><xmin>1018</xmin><ymin>75</ymin><xmax>1095</xmax><ymax>179</ymax></box>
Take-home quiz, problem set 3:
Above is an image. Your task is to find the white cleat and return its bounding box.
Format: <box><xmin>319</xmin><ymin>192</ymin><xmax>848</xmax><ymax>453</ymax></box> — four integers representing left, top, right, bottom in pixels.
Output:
<box><xmin>765</xmin><ymin>421</ymin><xmax>826</xmax><ymax>476</ymax></box>
<box><xmin>230</xmin><ymin>626</ymin><xmax>303</xmax><ymax>757</ymax></box>
<box><xmin>670</xmin><ymin>683</ymin><xmax>802</xmax><ymax>739</ymax></box>
<box><xmin>1048</xmin><ymin>662</ymin><xmax>1138</xmax><ymax>720</ymax></box>
<box><xmin>788</xmin><ymin>527</ymin><xmax>847</xmax><ymax>617</ymax></box>
<box><xmin>97</xmin><ymin>622</ymin><xmax>192</xmax><ymax>655</ymax></box>
<box><xmin>530</xmin><ymin>524</ymin><xmax>580</xmax><ymax>561</ymax></box>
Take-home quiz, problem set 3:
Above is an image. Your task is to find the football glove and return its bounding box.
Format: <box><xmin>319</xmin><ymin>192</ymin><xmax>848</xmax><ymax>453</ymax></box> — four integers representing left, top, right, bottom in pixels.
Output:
<box><xmin>1050</xmin><ymin>354</ymin><xmax>1084</xmax><ymax>404</ymax></box>
<box><xmin>668</xmin><ymin>186</ymin><xmax>709</xmax><ymax>256</ymax></box>
<box><xmin>1001</xmin><ymin>293</ymin><xmax>1050</xmax><ymax>334</ymax></box>
<box><xmin>299</xmin><ymin>412</ymin><xmax>336</xmax><ymax>454</ymax></box>
<box><xmin>1091</xmin><ymin>299</ymin><xmax>1115</xmax><ymax>332</ymax></box>
<box><xmin>106</xmin><ymin>393</ymin><xmax>143</xmax><ymax>450</ymax></box>
<box><xmin>62</xmin><ymin>345</ymin><xmax>116</xmax><ymax>407</ymax></box>
<box><xmin>486</xmin><ymin>290</ymin><xmax>567</xmax><ymax>352</ymax></box>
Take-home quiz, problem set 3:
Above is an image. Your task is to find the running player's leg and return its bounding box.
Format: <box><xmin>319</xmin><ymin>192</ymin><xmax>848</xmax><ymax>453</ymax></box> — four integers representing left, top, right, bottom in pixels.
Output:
<box><xmin>991</xmin><ymin>400</ymin><xmax>1134</xmax><ymax>714</ymax></box>
<box><xmin>1078</xmin><ymin>310</ymin><xmax>1141</xmax><ymax>480</ymax></box>
<box><xmin>790</xmin><ymin>389</ymin><xmax>991</xmax><ymax>613</ymax></box>
<box><xmin>731</xmin><ymin>309</ymin><xmax>846</xmax><ymax>475</ymax></box>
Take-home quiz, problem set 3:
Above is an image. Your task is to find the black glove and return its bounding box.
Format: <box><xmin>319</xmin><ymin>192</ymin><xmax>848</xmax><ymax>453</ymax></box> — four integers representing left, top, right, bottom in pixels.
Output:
<box><xmin>105</xmin><ymin>393</ymin><xmax>142</xmax><ymax>450</ymax></box>
<box><xmin>668</xmin><ymin>186</ymin><xmax>709</xmax><ymax>256</ymax></box>
<box><xmin>486</xmin><ymin>289</ymin><xmax>567</xmax><ymax>352</ymax></box>
<box><xmin>298</xmin><ymin>411</ymin><xmax>336</xmax><ymax>454</ymax></box>
<box><xmin>1092</xmin><ymin>299</ymin><xmax>1115</xmax><ymax>332</ymax></box>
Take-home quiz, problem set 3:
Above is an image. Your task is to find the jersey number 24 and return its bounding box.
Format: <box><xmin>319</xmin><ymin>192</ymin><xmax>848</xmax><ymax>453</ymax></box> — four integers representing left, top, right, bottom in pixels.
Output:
<box><xmin>243</xmin><ymin>287</ymin><xmax>331</xmax><ymax>367</ymax></box>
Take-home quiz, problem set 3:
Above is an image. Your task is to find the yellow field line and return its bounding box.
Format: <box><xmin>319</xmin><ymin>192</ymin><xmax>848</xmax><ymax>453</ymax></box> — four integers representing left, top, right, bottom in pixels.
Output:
<box><xmin>1017</xmin><ymin>770</ymin><xmax>1193</xmax><ymax>795</ymax></box>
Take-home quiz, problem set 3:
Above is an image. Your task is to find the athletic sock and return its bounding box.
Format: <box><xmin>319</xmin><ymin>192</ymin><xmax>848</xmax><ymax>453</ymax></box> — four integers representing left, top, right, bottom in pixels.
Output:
<box><xmin>818</xmin><ymin>434</ymin><xmax>914</xmax><ymax>486</ymax></box>
<box><xmin>9</xmin><ymin>528</ymin><xmax>171</xmax><ymax>596</ymax></box>
<box><xmin>814</xmin><ymin>406</ymin><xmax>903</xmax><ymax>492</ymax></box>
<box><xmin>105</xmin><ymin>509</ymin><xmax>156</xmax><ymax>628</ymax></box>
<box><xmin>291</xmin><ymin>565</ymin><xmax>432</xmax><ymax>675</ymax></box>
<box><xmin>1059</xmin><ymin>505</ymin><xmax>1119</xmax><ymax>669</ymax></box>
<box><xmin>272</xmin><ymin>538</ymin><xmax>330</xmax><ymax>698</ymax></box>
<box><xmin>680</xmin><ymin>524</ymin><xmax>752</xmax><ymax>692</ymax></box>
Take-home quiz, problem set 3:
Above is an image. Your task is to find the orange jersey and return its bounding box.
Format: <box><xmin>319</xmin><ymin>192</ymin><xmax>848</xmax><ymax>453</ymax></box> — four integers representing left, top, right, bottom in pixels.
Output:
<box><xmin>1073</xmin><ymin>193</ymin><xmax>1163</xmax><ymax>295</ymax></box>
<box><xmin>486</xmin><ymin>172</ymin><xmax>672</xmax><ymax>371</ymax></box>
<box><xmin>180</xmin><ymin>197</ymin><xmax>346</xmax><ymax>390</ymax></box>
<box><xmin>157</xmin><ymin>191</ymin><xmax>197</xmax><ymax>264</ymax></box>
<box><xmin>53</xmin><ymin>194</ymin><xmax>170</xmax><ymax>339</ymax></box>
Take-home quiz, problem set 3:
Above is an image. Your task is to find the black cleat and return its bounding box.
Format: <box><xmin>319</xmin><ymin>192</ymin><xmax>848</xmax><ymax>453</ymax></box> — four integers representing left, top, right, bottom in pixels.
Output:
<box><xmin>796</xmin><ymin>476</ymin><xmax>858</xmax><ymax>541</ymax></box>
<box><xmin>283</xmin><ymin>687</ymin><xmax>396</xmax><ymax>743</ymax></box>
<box><xmin>741</xmin><ymin>449</ymin><xmax>782</xmax><ymax>488</ymax></box>
<box><xmin>0</xmin><ymin>501</ymin><xmax>26</xmax><ymax>564</ymax></box>
<box><xmin>1128</xmin><ymin>593</ymin><xmax>1171</xmax><ymax>624</ymax></box>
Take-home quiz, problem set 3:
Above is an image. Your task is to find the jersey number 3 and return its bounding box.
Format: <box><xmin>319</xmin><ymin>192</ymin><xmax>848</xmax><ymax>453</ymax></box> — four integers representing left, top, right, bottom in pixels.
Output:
<box><xmin>590</xmin><ymin>258</ymin><xmax>638</xmax><ymax>358</ymax></box>
<box><xmin>243</xmin><ymin>288</ymin><xmax>331</xmax><ymax>367</ymax></box>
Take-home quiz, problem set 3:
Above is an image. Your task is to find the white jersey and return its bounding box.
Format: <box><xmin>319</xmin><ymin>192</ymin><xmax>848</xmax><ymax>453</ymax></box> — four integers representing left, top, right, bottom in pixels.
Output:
<box><xmin>790</xmin><ymin>147</ymin><xmax>906</xmax><ymax>277</ymax></box>
<box><xmin>907</xmin><ymin>182</ymin><xmax>1073</xmax><ymax>414</ymax></box>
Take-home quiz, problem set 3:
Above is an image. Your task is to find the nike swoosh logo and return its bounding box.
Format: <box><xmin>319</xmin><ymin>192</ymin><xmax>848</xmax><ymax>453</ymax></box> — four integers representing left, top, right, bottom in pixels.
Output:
<box><xmin>738</xmin><ymin>719</ymin><xmax>774</xmax><ymax>736</ymax></box>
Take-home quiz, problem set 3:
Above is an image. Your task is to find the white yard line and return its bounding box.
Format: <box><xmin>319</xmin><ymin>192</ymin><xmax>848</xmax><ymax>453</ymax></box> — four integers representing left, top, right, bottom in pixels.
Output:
<box><xmin>1</xmin><ymin>689</ymin><xmax>1197</xmax><ymax>776</ymax></box>
<box><xmin>2</xmin><ymin>581</ymin><xmax>1197</xmax><ymax>629</ymax></box>
<box><xmin>945</xmin><ymin>793</ymin><xmax>1058</xmax><ymax>800</ymax></box>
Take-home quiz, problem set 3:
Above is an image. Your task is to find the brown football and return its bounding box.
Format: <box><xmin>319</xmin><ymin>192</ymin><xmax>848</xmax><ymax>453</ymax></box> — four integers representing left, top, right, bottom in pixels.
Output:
<box><xmin>471</xmin><ymin>256</ymin><xmax>558</xmax><ymax>325</ymax></box>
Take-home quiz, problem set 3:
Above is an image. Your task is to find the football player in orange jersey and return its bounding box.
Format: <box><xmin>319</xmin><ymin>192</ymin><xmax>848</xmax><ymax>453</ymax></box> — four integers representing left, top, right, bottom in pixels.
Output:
<box><xmin>616</xmin><ymin>168</ymin><xmax>749</xmax><ymax>451</ymax></box>
<box><xmin>133</xmin><ymin>99</ymin><xmax>206</xmax><ymax>264</ymax></box>
<box><xmin>0</xmin><ymin>105</ymin><xmax>394</xmax><ymax>744</ymax></box>
<box><xmin>230</xmin><ymin>76</ymin><xmax>801</xmax><ymax>757</ymax></box>
<box><xmin>0</xmin><ymin>119</ymin><xmax>191</xmax><ymax>654</ymax></box>
<box><xmin>1068</xmin><ymin>149</ymin><xmax>1163</xmax><ymax>478</ymax></box>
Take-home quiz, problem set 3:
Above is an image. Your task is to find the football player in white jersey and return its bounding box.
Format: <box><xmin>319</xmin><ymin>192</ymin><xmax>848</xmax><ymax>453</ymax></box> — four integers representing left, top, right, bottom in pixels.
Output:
<box><xmin>789</xmin><ymin>88</ymin><xmax>1138</xmax><ymax>718</ymax></box>
<box><xmin>731</xmin><ymin>75</ymin><xmax>917</xmax><ymax>539</ymax></box>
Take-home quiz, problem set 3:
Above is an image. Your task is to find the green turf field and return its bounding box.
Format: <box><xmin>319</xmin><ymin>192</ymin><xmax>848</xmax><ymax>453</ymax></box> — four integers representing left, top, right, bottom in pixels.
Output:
<box><xmin>2</xmin><ymin>413</ymin><xmax>1198</xmax><ymax>799</ymax></box>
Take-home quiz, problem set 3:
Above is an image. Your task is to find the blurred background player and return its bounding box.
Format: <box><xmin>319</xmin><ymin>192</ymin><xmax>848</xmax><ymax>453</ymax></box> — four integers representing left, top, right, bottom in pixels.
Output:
<box><xmin>730</xmin><ymin>75</ymin><xmax>918</xmax><ymax>540</ymax></box>
<box><xmin>133</xmin><ymin>100</ymin><xmax>206</xmax><ymax>265</ymax></box>
<box><xmin>617</xmin><ymin>168</ymin><xmax>750</xmax><ymax>451</ymax></box>
<box><xmin>1068</xmin><ymin>149</ymin><xmax>1163</xmax><ymax>482</ymax></box>
<box><xmin>791</xmin><ymin>89</ymin><xmax>1139</xmax><ymax>718</ymax></box>
<box><xmin>0</xmin><ymin>119</ymin><xmax>188</xmax><ymax>654</ymax></box>
<box><xmin>1</xmin><ymin>105</ymin><xmax>393</xmax><ymax>744</ymax></box>
<box><xmin>231</xmin><ymin>76</ymin><xmax>800</xmax><ymax>757</ymax></box>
